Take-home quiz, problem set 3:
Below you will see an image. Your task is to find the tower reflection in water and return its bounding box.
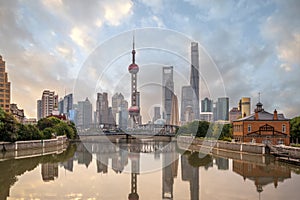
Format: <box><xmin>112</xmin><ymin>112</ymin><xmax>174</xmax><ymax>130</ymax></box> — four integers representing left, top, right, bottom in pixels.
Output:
<box><xmin>44</xmin><ymin>141</ymin><xmax>292</xmax><ymax>199</ymax></box>
<box><xmin>0</xmin><ymin>140</ymin><xmax>296</xmax><ymax>200</ymax></box>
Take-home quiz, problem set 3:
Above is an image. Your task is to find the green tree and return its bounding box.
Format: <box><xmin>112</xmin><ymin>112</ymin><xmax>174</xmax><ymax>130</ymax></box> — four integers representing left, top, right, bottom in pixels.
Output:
<box><xmin>291</xmin><ymin>116</ymin><xmax>300</xmax><ymax>143</ymax></box>
<box><xmin>220</xmin><ymin>124</ymin><xmax>233</xmax><ymax>140</ymax></box>
<box><xmin>0</xmin><ymin>108</ymin><xmax>18</xmax><ymax>142</ymax></box>
<box><xmin>53</xmin><ymin>122</ymin><xmax>75</xmax><ymax>139</ymax></box>
<box><xmin>37</xmin><ymin>117</ymin><xmax>61</xmax><ymax>131</ymax></box>
<box><xmin>188</xmin><ymin>152</ymin><xmax>213</xmax><ymax>168</ymax></box>
<box><xmin>196</xmin><ymin>121</ymin><xmax>210</xmax><ymax>137</ymax></box>
<box><xmin>42</xmin><ymin>127</ymin><xmax>55</xmax><ymax>139</ymax></box>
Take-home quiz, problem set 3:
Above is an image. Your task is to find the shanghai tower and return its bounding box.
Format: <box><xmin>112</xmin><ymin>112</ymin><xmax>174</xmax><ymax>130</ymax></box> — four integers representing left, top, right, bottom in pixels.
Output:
<box><xmin>190</xmin><ymin>42</ymin><xmax>200</xmax><ymax>119</ymax></box>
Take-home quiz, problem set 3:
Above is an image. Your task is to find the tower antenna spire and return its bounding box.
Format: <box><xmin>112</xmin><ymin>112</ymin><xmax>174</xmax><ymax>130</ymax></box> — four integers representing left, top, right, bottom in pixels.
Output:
<box><xmin>258</xmin><ymin>92</ymin><xmax>261</xmax><ymax>103</ymax></box>
<box><xmin>132</xmin><ymin>30</ymin><xmax>136</xmax><ymax>64</ymax></box>
<box><xmin>133</xmin><ymin>30</ymin><xmax>135</xmax><ymax>50</ymax></box>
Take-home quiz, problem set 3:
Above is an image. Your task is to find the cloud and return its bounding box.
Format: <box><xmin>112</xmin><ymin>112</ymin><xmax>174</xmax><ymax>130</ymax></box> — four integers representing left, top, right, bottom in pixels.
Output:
<box><xmin>103</xmin><ymin>0</ymin><xmax>133</xmax><ymax>26</ymax></box>
<box><xmin>1</xmin><ymin>0</ymin><xmax>300</xmax><ymax>120</ymax></box>
<box><xmin>261</xmin><ymin>0</ymin><xmax>300</xmax><ymax>67</ymax></box>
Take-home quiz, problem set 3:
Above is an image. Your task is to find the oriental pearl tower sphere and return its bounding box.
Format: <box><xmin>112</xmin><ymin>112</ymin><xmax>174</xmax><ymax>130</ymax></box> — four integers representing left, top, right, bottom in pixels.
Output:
<box><xmin>128</xmin><ymin>35</ymin><xmax>140</xmax><ymax>128</ymax></box>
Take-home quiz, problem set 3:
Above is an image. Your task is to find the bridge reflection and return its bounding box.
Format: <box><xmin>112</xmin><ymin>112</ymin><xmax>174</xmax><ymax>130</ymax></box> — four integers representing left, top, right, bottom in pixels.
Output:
<box><xmin>0</xmin><ymin>141</ymin><xmax>296</xmax><ymax>200</ymax></box>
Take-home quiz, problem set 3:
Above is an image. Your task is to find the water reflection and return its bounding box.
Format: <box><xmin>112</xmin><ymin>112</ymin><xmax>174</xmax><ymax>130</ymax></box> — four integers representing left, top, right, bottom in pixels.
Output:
<box><xmin>233</xmin><ymin>159</ymin><xmax>291</xmax><ymax>194</ymax></box>
<box><xmin>0</xmin><ymin>140</ymin><xmax>299</xmax><ymax>200</ymax></box>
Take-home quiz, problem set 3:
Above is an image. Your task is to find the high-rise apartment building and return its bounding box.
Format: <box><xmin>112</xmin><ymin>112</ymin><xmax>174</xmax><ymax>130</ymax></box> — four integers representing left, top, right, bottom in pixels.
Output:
<box><xmin>0</xmin><ymin>55</ymin><xmax>11</xmax><ymax>113</ymax></box>
<box><xmin>239</xmin><ymin>97</ymin><xmax>251</xmax><ymax>117</ymax></box>
<box><xmin>190</xmin><ymin>42</ymin><xmax>200</xmax><ymax>120</ymax></box>
<box><xmin>37</xmin><ymin>90</ymin><xmax>58</xmax><ymax>120</ymax></box>
<box><xmin>162</xmin><ymin>66</ymin><xmax>174</xmax><ymax>124</ymax></box>
<box><xmin>77</xmin><ymin>97</ymin><xmax>92</xmax><ymax>129</ymax></box>
<box><xmin>180</xmin><ymin>85</ymin><xmax>193</xmax><ymax>123</ymax></box>
<box><xmin>216</xmin><ymin>97</ymin><xmax>229</xmax><ymax>121</ymax></box>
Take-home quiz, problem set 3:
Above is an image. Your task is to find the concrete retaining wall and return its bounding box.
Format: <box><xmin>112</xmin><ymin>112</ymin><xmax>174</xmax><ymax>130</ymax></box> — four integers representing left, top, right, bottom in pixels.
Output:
<box><xmin>273</xmin><ymin>145</ymin><xmax>300</xmax><ymax>158</ymax></box>
<box><xmin>0</xmin><ymin>136</ymin><xmax>67</xmax><ymax>153</ymax></box>
<box><xmin>177</xmin><ymin>136</ymin><xmax>266</xmax><ymax>155</ymax></box>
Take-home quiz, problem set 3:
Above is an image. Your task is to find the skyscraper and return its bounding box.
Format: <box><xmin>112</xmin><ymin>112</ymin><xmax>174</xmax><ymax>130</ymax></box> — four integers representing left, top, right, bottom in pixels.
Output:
<box><xmin>170</xmin><ymin>94</ymin><xmax>179</xmax><ymax>126</ymax></box>
<box><xmin>153</xmin><ymin>106</ymin><xmax>161</xmax><ymax>122</ymax></box>
<box><xmin>190</xmin><ymin>42</ymin><xmax>200</xmax><ymax>120</ymax></box>
<box><xmin>37</xmin><ymin>90</ymin><xmax>58</xmax><ymax>119</ymax></box>
<box><xmin>0</xmin><ymin>55</ymin><xmax>11</xmax><ymax>113</ymax></box>
<box><xmin>201</xmin><ymin>97</ymin><xmax>213</xmax><ymax>112</ymax></box>
<box><xmin>77</xmin><ymin>97</ymin><xmax>92</xmax><ymax>129</ymax></box>
<box><xmin>162</xmin><ymin>66</ymin><xmax>174</xmax><ymax>124</ymax></box>
<box><xmin>180</xmin><ymin>85</ymin><xmax>193</xmax><ymax>123</ymax></box>
<box><xmin>112</xmin><ymin>93</ymin><xmax>124</xmax><ymax>120</ymax></box>
<box><xmin>95</xmin><ymin>92</ymin><xmax>109</xmax><ymax>126</ymax></box>
<box><xmin>63</xmin><ymin>93</ymin><xmax>73</xmax><ymax>115</ymax></box>
<box><xmin>37</xmin><ymin>100</ymin><xmax>42</xmax><ymax>120</ymax></box>
<box><xmin>112</xmin><ymin>92</ymin><xmax>128</xmax><ymax>129</ymax></box>
<box><xmin>216</xmin><ymin>97</ymin><xmax>229</xmax><ymax>121</ymax></box>
<box><xmin>58</xmin><ymin>98</ymin><xmax>64</xmax><ymax>114</ymax></box>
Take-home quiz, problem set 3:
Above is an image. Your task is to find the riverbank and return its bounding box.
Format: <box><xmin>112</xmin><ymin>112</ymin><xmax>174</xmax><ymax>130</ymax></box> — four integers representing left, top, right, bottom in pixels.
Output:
<box><xmin>0</xmin><ymin>136</ymin><xmax>68</xmax><ymax>161</ymax></box>
<box><xmin>177</xmin><ymin>136</ymin><xmax>300</xmax><ymax>165</ymax></box>
<box><xmin>177</xmin><ymin>136</ymin><xmax>266</xmax><ymax>154</ymax></box>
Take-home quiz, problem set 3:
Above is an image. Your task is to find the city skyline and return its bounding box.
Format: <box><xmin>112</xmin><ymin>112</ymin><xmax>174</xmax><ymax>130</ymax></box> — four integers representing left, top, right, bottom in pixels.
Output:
<box><xmin>0</xmin><ymin>1</ymin><xmax>299</xmax><ymax>119</ymax></box>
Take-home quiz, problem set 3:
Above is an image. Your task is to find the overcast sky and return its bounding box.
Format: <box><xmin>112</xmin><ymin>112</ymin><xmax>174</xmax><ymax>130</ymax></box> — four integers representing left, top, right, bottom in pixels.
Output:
<box><xmin>0</xmin><ymin>0</ymin><xmax>299</xmax><ymax>121</ymax></box>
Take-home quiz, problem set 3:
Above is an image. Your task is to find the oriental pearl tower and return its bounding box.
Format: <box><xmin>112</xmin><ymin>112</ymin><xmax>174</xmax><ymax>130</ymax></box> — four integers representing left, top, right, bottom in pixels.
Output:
<box><xmin>128</xmin><ymin>35</ymin><xmax>141</xmax><ymax>128</ymax></box>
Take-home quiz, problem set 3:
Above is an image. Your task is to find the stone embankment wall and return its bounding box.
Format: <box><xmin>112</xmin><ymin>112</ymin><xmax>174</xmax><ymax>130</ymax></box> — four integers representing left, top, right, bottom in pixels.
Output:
<box><xmin>177</xmin><ymin>136</ymin><xmax>266</xmax><ymax>155</ymax></box>
<box><xmin>0</xmin><ymin>136</ymin><xmax>68</xmax><ymax>160</ymax></box>
<box><xmin>273</xmin><ymin>145</ymin><xmax>300</xmax><ymax>158</ymax></box>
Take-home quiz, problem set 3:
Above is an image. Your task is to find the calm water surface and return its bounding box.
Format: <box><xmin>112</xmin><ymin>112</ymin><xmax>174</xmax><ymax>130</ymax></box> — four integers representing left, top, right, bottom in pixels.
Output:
<box><xmin>1</xmin><ymin>139</ymin><xmax>300</xmax><ymax>200</ymax></box>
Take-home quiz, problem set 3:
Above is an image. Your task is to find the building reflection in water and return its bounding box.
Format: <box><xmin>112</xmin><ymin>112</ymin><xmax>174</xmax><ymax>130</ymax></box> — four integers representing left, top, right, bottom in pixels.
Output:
<box><xmin>41</xmin><ymin>163</ymin><xmax>58</xmax><ymax>182</ymax></box>
<box><xmin>233</xmin><ymin>159</ymin><xmax>291</xmax><ymax>197</ymax></box>
<box><xmin>1</xmin><ymin>140</ymin><xmax>297</xmax><ymax>200</ymax></box>
<box><xmin>162</xmin><ymin>144</ymin><xmax>179</xmax><ymax>199</ymax></box>
<box><xmin>181</xmin><ymin>152</ymin><xmax>213</xmax><ymax>200</ymax></box>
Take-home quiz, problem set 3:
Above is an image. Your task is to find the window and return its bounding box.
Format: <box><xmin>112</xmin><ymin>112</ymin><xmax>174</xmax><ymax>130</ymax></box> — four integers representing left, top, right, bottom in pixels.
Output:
<box><xmin>248</xmin><ymin>124</ymin><xmax>252</xmax><ymax>133</ymax></box>
<box><xmin>282</xmin><ymin>124</ymin><xmax>286</xmax><ymax>133</ymax></box>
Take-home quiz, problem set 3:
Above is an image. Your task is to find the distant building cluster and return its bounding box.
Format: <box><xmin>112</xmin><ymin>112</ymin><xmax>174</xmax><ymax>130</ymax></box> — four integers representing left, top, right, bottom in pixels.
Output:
<box><xmin>0</xmin><ymin>36</ymin><xmax>292</xmax><ymax>145</ymax></box>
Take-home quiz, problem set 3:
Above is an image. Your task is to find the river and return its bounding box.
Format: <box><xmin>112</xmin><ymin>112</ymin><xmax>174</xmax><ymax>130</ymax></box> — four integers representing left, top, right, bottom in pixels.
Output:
<box><xmin>1</xmin><ymin>138</ymin><xmax>300</xmax><ymax>200</ymax></box>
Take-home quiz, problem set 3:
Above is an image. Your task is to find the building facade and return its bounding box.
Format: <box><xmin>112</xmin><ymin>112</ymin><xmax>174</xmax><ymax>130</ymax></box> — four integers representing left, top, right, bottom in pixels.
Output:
<box><xmin>233</xmin><ymin>102</ymin><xmax>290</xmax><ymax>145</ymax></box>
<box><xmin>95</xmin><ymin>92</ymin><xmax>109</xmax><ymax>126</ymax></box>
<box><xmin>153</xmin><ymin>106</ymin><xmax>161</xmax><ymax>123</ymax></box>
<box><xmin>180</xmin><ymin>85</ymin><xmax>193</xmax><ymax>123</ymax></box>
<box><xmin>162</xmin><ymin>66</ymin><xmax>174</xmax><ymax>124</ymax></box>
<box><xmin>229</xmin><ymin>107</ymin><xmax>241</xmax><ymax>122</ymax></box>
<box><xmin>37</xmin><ymin>90</ymin><xmax>58</xmax><ymax>120</ymax></box>
<box><xmin>63</xmin><ymin>93</ymin><xmax>73</xmax><ymax>115</ymax></box>
<box><xmin>77</xmin><ymin>98</ymin><xmax>92</xmax><ymax>129</ymax></box>
<box><xmin>239</xmin><ymin>97</ymin><xmax>251</xmax><ymax>117</ymax></box>
<box><xmin>201</xmin><ymin>97</ymin><xmax>213</xmax><ymax>112</ymax></box>
<box><xmin>10</xmin><ymin>103</ymin><xmax>25</xmax><ymax>123</ymax></box>
<box><xmin>216</xmin><ymin>97</ymin><xmax>229</xmax><ymax>121</ymax></box>
<box><xmin>190</xmin><ymin>42</ymin><xmax>200</xmax><ymax>120</ymax></box>
<box><xmin>0</xmin><ymin>55</ymin><xmax>11</xmax><ymax>113</ymax></box>
<box><xmin>170</xmin><ymin>94</ymin><xmax>179</xmax><ymax>126</ymax></box>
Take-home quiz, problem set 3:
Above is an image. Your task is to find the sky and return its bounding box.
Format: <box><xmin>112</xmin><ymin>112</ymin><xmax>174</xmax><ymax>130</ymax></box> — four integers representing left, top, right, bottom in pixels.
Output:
<box><xmin>0</xmin><ymin>0</ymin><xmax>299</xmax><ymax>121</ymax></box>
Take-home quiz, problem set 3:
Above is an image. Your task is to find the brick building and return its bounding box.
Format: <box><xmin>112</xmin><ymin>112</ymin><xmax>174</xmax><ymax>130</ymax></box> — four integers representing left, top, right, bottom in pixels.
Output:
<box><xmin>233</xmin><ymin>102</ymin><xmax>290</xmax><ymax>145</ymax></box>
